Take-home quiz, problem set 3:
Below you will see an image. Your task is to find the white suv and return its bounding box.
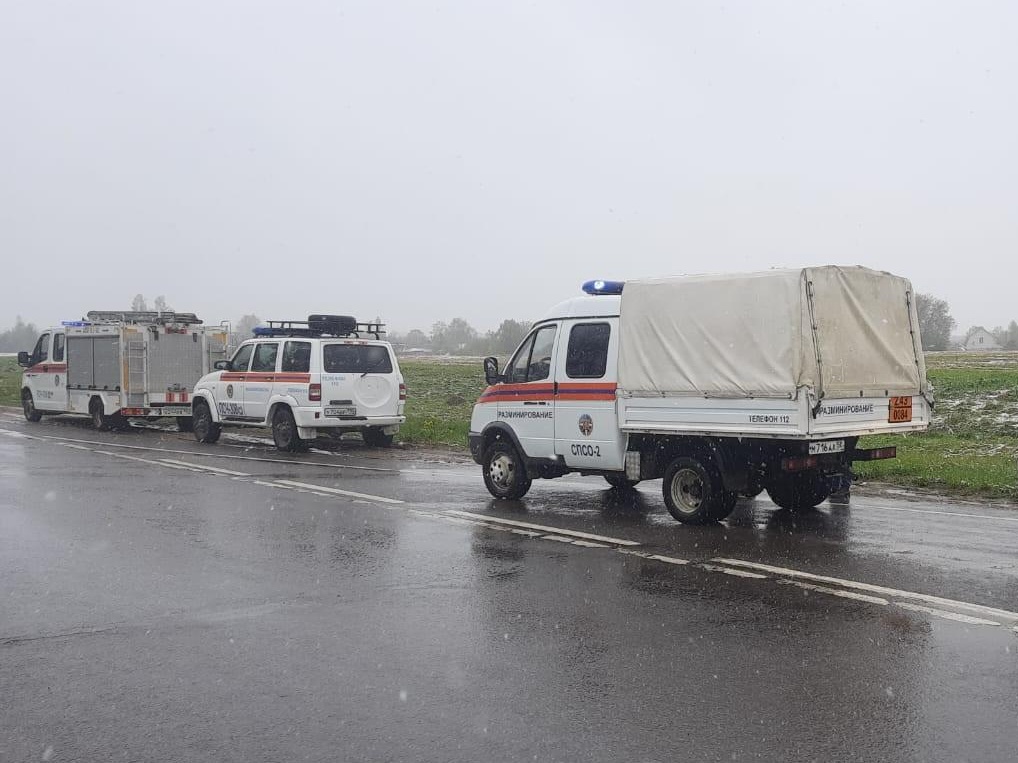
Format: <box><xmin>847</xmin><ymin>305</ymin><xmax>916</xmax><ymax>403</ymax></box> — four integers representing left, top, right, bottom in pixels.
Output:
<box><xmin>190</xmin><ymin>315</ymin><xmax>406</xmax><ymax>451</ymax></box>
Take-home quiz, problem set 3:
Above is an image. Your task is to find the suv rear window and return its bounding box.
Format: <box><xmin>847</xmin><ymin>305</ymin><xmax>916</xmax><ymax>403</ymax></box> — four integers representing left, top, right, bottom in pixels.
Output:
<box><xmin>322</xmin><ymin>344</ymin><xmax>393</xmax><ymax>374</ymax></box>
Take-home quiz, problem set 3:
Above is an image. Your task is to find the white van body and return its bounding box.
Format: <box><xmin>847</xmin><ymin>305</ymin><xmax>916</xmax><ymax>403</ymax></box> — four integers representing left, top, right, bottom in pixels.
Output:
<box><xmin>469</xmin><ymin>267</ymin><xmax>931</xmax><ymax>522</ymax></box>
<box><xmin>19</xmin><ymin>311</ymin><xmax>227</xmax><ymax>430</ymax></box>
<box><xmin>190</xmin><ymin>319</ymin><xmax>405</xmax><ymax>452</ymax></box>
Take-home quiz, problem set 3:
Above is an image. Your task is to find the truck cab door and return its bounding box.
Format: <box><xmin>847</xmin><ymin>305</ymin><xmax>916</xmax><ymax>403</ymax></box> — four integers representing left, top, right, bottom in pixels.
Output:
<box><xmin>217</xmin><ymin>343</ymin><xmax>253</xmax><ymax>421</ymax></box>
<box><xmin>25</xmin><ymin>332</ymin><xmax>64</xmax><ymax>412</ymax></box>
<box><xmin>554</xmin><ymin>319</ymin><xmax>624</xmax><ymax>470</ymax></box>
<box><xmin>245</xmin><ymin>342</ymin><xmax>279</xmax><ymax>422</ymax></box>
<box><xmin>494</xmin><ymin>324</ymin><xmax>559</xmax><ymax>460</ymax></box>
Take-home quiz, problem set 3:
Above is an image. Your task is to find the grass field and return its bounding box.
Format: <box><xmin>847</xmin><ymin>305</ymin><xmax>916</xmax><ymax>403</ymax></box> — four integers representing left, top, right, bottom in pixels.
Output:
<box><xmin>3</xmin><ymin>352</ymin><xmax>1016</xmax><ymax>499</ymax></box>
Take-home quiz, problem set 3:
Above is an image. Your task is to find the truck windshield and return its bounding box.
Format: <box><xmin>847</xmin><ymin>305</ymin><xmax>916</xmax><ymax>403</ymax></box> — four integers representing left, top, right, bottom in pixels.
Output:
<box><xmin>322</xmin><ymin>345</ymin><xmax>392</xmax><ymax>374</ymax></box>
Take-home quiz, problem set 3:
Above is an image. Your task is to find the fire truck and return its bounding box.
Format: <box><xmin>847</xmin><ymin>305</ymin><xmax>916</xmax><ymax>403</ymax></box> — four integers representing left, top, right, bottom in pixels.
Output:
<box><xmin>18</xmin><ymin>311</ymin><xmax>228</xmax><ymax>431</ymax></box>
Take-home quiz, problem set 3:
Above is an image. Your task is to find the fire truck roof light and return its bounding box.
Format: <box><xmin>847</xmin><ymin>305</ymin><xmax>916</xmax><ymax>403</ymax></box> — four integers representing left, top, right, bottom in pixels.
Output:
<box><xmin>62</xmin><ymin>321</ymin><xmax>89</xmax><ymax>327</ymax></box>
<box><xmin>581</xmin><ymin>280</ymin><xmax>625</xmax><ymax>295</ymax></box>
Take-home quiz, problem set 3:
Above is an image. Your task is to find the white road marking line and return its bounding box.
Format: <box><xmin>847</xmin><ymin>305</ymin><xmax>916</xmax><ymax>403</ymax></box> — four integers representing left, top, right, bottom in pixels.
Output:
<box><xmin>894</xmin><ymin>602</ymin><xmax>1001</xmax><ymax>627</ymax></box>
<box><xmin>93</xmin><ymin>450</ymin><xmax>202</xmax><ymax>471</ymax></box>
<box><xmin>784</xmin><ymin>580</ymin><xmax>889</xmax><ymax>606</ymax></box>
<box><xmin>714</xmin><ymin>558</ymin><xmax>1018</xmax><ymax>622</ymax></box>
<box><xmin>18</xmin><ymin>430</ymin><xmax>395</xmax><ymax>471</ymax></box>
<box><xmin>852</xmin><ymin>501</ymin><xmax>1018</xmax><ymax>524</ymax></box>
<box><xmin>160</xmin><ymin>459</ymin><xmax>250</xmax><ymax>477</ymax></box>
<box><xmin>645</xmin><ymin>554</ymin><xmax>689</xmax><ymax>566</ymax></box>
<box><xmin>444</xmin><ymin>510</ymin><xmax>641</xmax><ymax>546</ymax></box>
<box><xmin>275</xmin><ymin>480</ymin><xmax>404</xmax><ymax>505</ymax></box>
<box><xmin>253</xmin><ymin>480</ymin><xmax>283</xmax><ymax>488</ymax></box>
<box><xmin>700</xmin><ymin>563</ymin><xmax>768</xmax><ymax>579</ymax></box>
<box><xmin>55</xmin><ymin>442</ymin><xmax>91</xmax><ymax>450</ymax></box>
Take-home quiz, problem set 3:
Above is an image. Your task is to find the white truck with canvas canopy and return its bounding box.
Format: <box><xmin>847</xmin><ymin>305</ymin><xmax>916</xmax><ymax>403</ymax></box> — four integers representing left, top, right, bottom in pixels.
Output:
<box><xmin>189</xmin><ymin>314</ymin><xmax>406</xmax><ymax>452</ymax></box>
<box><xmin>18</xmin><ymin>311</ymin><xmax>228</xmax><ymax>431</ymax></box>
<box><xmin>468</xmin><ymin>266</ymin><xmax>932</xmax><ymax>523</ymax></box>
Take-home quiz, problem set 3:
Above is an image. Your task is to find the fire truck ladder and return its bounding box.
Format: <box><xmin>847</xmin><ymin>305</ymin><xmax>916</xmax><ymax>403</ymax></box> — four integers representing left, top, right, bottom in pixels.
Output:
<box><xmin>126</xmin><ymin>339</ymin><xmax>147</xmax><ymax>407</ymax></box>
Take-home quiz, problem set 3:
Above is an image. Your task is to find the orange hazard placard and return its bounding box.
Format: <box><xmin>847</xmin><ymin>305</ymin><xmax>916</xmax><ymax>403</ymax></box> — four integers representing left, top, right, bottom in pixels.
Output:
<box><xmin>888</xmin><ymin>396</ymin><xmax>913</xmax><ymax>423</ymax></box>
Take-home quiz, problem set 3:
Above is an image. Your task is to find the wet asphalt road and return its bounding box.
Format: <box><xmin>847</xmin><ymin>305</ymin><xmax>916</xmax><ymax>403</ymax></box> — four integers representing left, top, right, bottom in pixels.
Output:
<box><xmin>1</xmin><ymin>409</ymin><xmax>1016</xmax><ymax>762</ymax></box>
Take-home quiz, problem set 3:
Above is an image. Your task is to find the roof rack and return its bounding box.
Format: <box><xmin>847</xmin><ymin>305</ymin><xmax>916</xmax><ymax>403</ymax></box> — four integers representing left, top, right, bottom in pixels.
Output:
<box><xmin>84</xmin><ymin>310</ymin><xmax>204</xmax><ymax>325</ymax></box>
<box><xmin>252</xmin><ymin>314</ymin><xmax>386</xmax><ymax>340</ymax></box>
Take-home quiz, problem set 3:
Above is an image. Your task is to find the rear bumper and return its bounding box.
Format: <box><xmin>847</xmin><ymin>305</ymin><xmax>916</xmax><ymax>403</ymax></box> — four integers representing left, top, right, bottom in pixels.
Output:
<box><xmin>293</xmin><ymin>409</ymin><xmax>405</xmax><ymax>429</ymax></box>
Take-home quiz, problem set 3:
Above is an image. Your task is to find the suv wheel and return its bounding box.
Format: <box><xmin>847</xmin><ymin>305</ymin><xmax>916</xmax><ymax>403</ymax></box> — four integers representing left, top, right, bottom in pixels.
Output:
<box><xmin>192</xmin><ymin>401</ymin><xmax>221</xmax><ymax>444</ymax></box>
<box><xmin>22</xmin><ymin>389</ymin><xmax>42</xmax><ymax>422</ymax></box>
<box><xmin>362</xmin><ymin>427</ymin><xmax>394</xmax><ymax>448</ymax></box>
<box><xmin>272</xmin><ymin>407</ymin><xmax>305</xmax><ymax>452</ymax></box>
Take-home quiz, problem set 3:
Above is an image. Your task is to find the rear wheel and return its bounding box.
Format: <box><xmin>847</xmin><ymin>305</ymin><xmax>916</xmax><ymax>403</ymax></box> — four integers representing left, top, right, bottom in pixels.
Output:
<box><xmin>662</xmin><ymin>456</ymin><xmax>729</xmax><ymax>524</ymax></box>
<box><xmin>272</xmin><ymin>407</ymin><xmax>304</xmax><ymax>452</ymax></box>
<box><xmin>604</xmin><ymin>474</ymin><xmax>640</xmax><ymax>490</ymax></box>
<box><xmin>362</xmin><ymin>427</ymin><xmax>394</xmax><ymax>448</ymax></box>
<box><xmin>767</xmin><ymin>473</ymin><xmax>832</xmax><ymax>512</ymax></box>
<box><xmin>176</xmin><ymin>416</ymin><xmax>194</xmax><ymax>433</ymax></box>
<box><xmin>482</xmin><ymin>440</ymin><xmax>532</xmax><ymax>500</ymax></box>
<box><xmin>192</xmin><ymin>401</ymin><xmax>221</xmax><ymax>444</ymax></box>
<box><xmin>89</xmin><ymin>398</ymin><xmax>122</xmax><ymax>431</ymax></box>
<box><xmin>22</xmin><ymin>389</ymin><xmax>42</xmax><ymax>422</ymax></box>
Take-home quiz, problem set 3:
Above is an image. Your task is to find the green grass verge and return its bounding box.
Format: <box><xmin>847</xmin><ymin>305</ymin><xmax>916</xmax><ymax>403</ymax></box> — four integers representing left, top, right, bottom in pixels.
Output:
<box><xmin>399</xmin><ymin>359</ymin><xmax>486</xmax><ymax>447</ymax></box>
<box><xmin>0</xmin><ymin>357</ymin><xmax>21</xmax><ymax>407</ymax></box>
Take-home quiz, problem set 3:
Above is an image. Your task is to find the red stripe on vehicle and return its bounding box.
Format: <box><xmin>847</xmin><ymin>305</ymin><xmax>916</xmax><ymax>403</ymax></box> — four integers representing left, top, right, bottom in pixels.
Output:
<box><xmin>26</xmin><ymin>363</ymin><xmax>68</xmax><ymax>374</ymax></box>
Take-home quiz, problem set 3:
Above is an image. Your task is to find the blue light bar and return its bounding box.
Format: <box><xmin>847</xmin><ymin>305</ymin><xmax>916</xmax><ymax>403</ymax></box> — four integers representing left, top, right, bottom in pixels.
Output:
<box><xmin>62</xmin><ymin>321</ymin><xmax>89</xmax><ymax>327</ymax></box>
<box><xmin>581</xmin><ymin>280</ymin><xmax>625</xmax><ymax>295</ymax></box>
<box><xmin>252</xmin><ymin>326</ymin><xmax>273</xmax><ymax>336</ymax></box>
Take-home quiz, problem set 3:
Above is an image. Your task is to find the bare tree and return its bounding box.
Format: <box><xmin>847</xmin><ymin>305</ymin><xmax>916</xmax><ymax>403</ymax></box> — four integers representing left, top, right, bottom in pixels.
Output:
<box><xmin>154</xmin><ymin>295</ymin><xmax>172</xmax><ymax>313</ymax></box>
<box><xmin>915</xmin><ymin>293</ymin><xmax>955</xmax><ymax>351</ymax></box>
<box><xmin>131</xmin><ymin>294</ymin><xmax>148</xmax><ymax>312</ymax></box>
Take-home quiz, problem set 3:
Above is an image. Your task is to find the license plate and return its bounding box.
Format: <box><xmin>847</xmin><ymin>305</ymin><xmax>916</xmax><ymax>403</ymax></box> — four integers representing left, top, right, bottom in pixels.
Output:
<box><xmin>159</xmin><ymin>406</ymin><xmax>191</xmax><ymax>417</ymax></box>
<box><xmin>888</xmin><ymin>396</ymin><xmax>913</xmax><ymax>423</ymax></box>
<box><xmin>809</xmin><ymin>439</ymin><xmax>845</xmax><ymax>455</ymax></box>
<box><xmin>325</xmin><ymin>406</ymin><xmax>357</xmax><ymax>417</ymax></box>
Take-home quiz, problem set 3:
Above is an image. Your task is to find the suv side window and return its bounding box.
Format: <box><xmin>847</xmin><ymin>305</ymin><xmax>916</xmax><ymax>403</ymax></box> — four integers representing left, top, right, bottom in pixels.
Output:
<box><xmin>282</xmin><ymin>341</ymin><xmax>311</xmax><ymax>373</ymax></box>
<box><xmin>565</xmin><ymin>323</ymin><xmax>610</xmax><ymax>379</ymax></box>
<box><xmin>52</xmin><ymin>333</ymin><xmax>65</xmax><ymax>363</ymax></box>
<box><xmin>33</xmin><ymin>333</ymin><xmax>50</xmax><ymax>364</ymax></box>
<box><xmin>231</xmin><ymin>344</ymin><xmax>254</xmax><ymax>372</ymax></box>
<box><xmin>504</xmin><ymin>325</ymin><xmax>556</xmax><ymax>383</ymax></box>
<box><xmin>251</xmin><ymin>343</ymin><xmax>279</xmax><ymax>373</ymax></box>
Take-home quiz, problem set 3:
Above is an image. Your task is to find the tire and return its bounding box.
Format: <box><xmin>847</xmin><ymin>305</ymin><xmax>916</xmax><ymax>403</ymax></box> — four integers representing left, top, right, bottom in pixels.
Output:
<box><xmin>604</xmin><ymin>474</ymin><xmax>640</xmax><ymax>490</ymax></box>
<box><xmin>192</xmin><ymin>401</ymin><xmax>221</xmax><ymax>444</ymax></box>
<box><xmin>272</xmin><ymin>406</ymin><xmax>304</xmax><ymax>453</ymax></box>
<box><xmin>90</xmin><ymin>398</ymin><xmax>113</xmax><ymax>431</ymax></box>
<box><xmin>714</xmin><ymin>490</ymin><xmax>740</xmax><ymax>520</ymax></box>
<box><xmin>766</xmin><ymin>472</ymin><xmax>832</xmax><ymax>512</ymax></box>
<box><xmin>176</xmin><ymin>416</ymin><xmax>194</xmax><ymax>433</ymax></box>
<box><xmin>22</xmin><ymin>389</ymin><xmax>42</xmax><ymax>422</ymax></box>
<box><xmin>661</xmin><ymin>455</ymin><xmax>728</xmax><ymax>524</ymax></box>
<box><xmin>362</xmin><ymin>427</ymin><xmax>394</xmax><ymax>448</ymax></box>
<box><xmin>482</xmin><ymin>440</ymin><xmax>532</xmax><ymax>500</ymax></box>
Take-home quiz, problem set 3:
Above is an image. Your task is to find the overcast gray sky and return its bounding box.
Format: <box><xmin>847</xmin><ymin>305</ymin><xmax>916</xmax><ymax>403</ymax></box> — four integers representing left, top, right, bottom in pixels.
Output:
<box><xmin>2</xmin><ymin>1</ymin><xmax>1015</xmax><ymax>335</ymax></box>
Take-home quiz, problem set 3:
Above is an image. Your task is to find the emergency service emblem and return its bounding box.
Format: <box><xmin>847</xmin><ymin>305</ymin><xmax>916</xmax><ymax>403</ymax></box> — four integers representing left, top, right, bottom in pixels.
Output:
<box><xmin>226</xmin><ymin>384</ymin><xmax>234</xmax><ymax>398</ymax></box>
<box><xmin>54</xmin><ymin>375</ymin><xmax>61</xmax><ymax>386</ymax></box>
<box><xmin>578</xmin><ymin>414</ymin><xmax>593</xmax><ymax>436</ymax></box>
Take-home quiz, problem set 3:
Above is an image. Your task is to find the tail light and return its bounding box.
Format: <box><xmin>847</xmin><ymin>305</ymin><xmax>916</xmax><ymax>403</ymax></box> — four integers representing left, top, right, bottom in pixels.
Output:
<box><xmin>399</xmin><ymin>383</ymin><xmax>406</xmax><ymax>401</ymax></box>
<box><xmin>309</xmin><ymin>383</ymin><xmax>322</xmax><ymax>402</ymax></box>
<box><xmin>781</xmin><ymin>455</ymin><xmax>818</xmax><ymax>472</ymax></box>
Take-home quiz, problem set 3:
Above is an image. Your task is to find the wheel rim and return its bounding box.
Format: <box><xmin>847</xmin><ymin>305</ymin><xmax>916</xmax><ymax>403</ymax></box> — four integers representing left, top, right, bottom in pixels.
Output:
<box><xmin>671</xmin><ymin>468</ymin><xmax>706</xmax><ymax>514</ymax></box>
<box><xmin>488</xmin><ymin>452</ymin><xmax>515</xmax><ymax>488</ymax></box>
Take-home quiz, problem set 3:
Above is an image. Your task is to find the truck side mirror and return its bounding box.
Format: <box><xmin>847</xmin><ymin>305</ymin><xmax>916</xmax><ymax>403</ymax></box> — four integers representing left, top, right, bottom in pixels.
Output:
<box><xmin>214</xmin><ymin>360</ymin><xmax>232</xmax><ymax>371</ymax></box>
<box><xmin>17</xmin><ymin>351</ymin><xmax>31</xmax><ymax>367</ymax></box>
<box><xmin>483</xmin><ymin>357</ymin><xmax>502</xmax><ymax>385</ymax></box>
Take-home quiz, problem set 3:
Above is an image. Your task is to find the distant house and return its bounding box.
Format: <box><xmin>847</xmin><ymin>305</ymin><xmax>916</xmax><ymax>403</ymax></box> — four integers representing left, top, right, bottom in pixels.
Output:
<box><xmin>963</xmin><ymin>327</ymin><xmax>1001</xmax><ymax>351</ymax></box>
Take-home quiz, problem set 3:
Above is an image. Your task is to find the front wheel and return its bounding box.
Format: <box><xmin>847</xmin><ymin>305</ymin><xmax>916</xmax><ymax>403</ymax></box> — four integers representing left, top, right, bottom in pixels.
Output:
<box><xmin>766</xmin><ymin>473</ymin><xmax>832</xmax><ymax>512</ymax></box>
<box><xmin>482</xmin><ymin>440</ymin><xmax>532</xmax><ymax>500</ymax></box>
<box><xmin>662</xmin><ymin>456</ymin><xmax>728</xmax><ymax>524</ymax></box>
<box><xmin>272</xmin><ymin>407</ymin><xmax>305</xmax><ymax>452</ymax></box>
<box><xmin>192</xmin><ymin>401</ymin><xmax>221</xmax><ymax>444</ymax></box>
<box><xmin>362</xmin><ymin>427</ymin><xmax>394</xmax><ymax>448</ymax></box>
<box><xmin>22</xmin><ymin>389</ymin><xmax>42</xmax><ymax>422</ymax></box>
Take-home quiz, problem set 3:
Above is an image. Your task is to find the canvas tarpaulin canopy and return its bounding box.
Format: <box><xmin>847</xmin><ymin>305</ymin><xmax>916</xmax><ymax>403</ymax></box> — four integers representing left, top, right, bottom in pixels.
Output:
<box><xmin>617</xmin><ymin>266</ymin><xmax>926</xmax><ymax>400</ymax></box>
